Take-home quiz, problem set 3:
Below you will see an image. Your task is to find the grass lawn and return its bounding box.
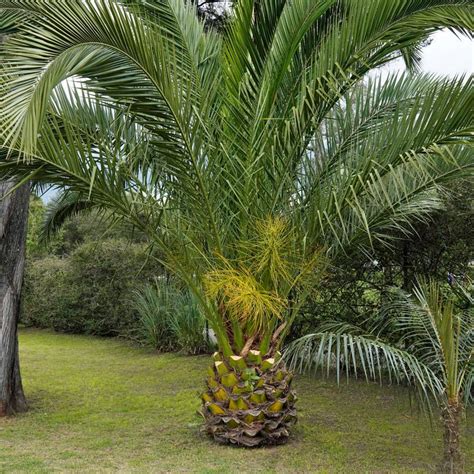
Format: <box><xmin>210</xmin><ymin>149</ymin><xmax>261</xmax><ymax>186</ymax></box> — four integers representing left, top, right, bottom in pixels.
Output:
<box><xmin>0</xmin><ymin>330</ymin><xmax>472</xmax><ymax>473</ymax></box>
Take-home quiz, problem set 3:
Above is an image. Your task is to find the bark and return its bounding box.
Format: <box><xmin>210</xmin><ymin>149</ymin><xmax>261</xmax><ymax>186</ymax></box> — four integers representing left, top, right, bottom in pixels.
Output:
<box><xmin>440</xmin><ymin>400</ymin><xmax>464</xmax><ymax>473</ymax></box>
<box><xmin>0</xmin><ymin>181</ymin><xmax>29</xmax><ymax>416</ymax></box>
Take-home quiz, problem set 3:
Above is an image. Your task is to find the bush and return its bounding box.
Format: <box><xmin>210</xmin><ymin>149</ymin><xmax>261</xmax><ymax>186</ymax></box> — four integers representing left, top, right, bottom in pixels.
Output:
<box><xmin>22</xmin><ymin>239</ymin><xmax>161</xmax><ymax>336</ymax></box>
<box><xmin>133</xmin><ymin>278</ymin><xmax>176</xmax><ymax>351</ymax></box>
<box><xmin>26</xmin><ymin>197</ymin><xmax>149</xmax><ymax>258</ymax></box>
<box><xmin>20</xmin><ymin>257</ymin><xmax>71</xmax><ymax>329</ymax></box>
<box><xmin>170</xmin><ymin>292</ymin><xmax>210</xmax><ymax>354</ymax></box>
<box><xmin>133</xmin><ymin>279</ymin><xmax>211</xmax><ymax>354</ymax></box>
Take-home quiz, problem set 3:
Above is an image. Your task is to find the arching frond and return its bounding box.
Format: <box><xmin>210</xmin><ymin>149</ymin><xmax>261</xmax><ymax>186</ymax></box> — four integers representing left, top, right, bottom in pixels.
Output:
<box><xmin>287</xmin><ymin>278</ymin><xmax>473</xmax><ymax>409</ymax></box>
<box><xmin>39</xmin><ymin>190</ymin><xmax>97</xmax><ymax>242</ymax></box>
<box><xmin>284</xmin><ymin>331</ymin><xmax>444</xmax><ymax>407</ymax></box>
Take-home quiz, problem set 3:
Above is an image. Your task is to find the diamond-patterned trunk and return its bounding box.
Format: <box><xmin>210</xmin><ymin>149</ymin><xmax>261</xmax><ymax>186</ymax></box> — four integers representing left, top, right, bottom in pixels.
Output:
<box><xmin>201</xmin><ymin>351</ymin><xmax>297</xmax><ymax>447</ymax></box>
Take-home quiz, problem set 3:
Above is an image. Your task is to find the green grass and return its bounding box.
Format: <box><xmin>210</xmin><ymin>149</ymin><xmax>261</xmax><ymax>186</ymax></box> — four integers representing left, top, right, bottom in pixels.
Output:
<box><xmin>0</xmin><ymin>329</ymin><xmax>472</xmax><ymax>473</ymax></box>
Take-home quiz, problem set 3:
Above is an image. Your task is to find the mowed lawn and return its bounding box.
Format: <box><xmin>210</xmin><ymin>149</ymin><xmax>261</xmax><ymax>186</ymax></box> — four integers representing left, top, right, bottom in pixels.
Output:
<box><xmin>0</xmin><ymin>330</ymin><xmax>472</xmax><ymax>473</ymax></box>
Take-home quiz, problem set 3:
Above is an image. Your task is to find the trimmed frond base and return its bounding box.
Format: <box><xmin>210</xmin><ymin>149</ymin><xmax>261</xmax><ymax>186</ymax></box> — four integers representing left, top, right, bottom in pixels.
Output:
<box><xmin>200</xmin><ymin>352</ymin><xmax>297</xmax><ymax>447</ymax></box>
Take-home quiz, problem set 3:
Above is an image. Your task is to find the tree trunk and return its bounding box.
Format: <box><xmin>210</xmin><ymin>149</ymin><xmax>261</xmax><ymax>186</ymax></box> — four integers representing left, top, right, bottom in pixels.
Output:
<box><xmin>440</xmin><ymin>400</ymin><xmax>464</xmax><ymax>473</ymax></box>
<box><xmin>0</xmin><ymin>181</ymin><xmax>29</xmax><ymax>416</ymax></box>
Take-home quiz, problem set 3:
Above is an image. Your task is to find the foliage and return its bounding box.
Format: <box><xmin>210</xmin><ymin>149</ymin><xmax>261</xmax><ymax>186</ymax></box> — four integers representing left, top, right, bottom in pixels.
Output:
<box><xmin>386</xmin><ymin>279</ymin><xmax>473</xmax><ymax>406</ymax></box>
<box><xmin>26</xmin><ymin>195</ymin><xmax>46</xmax><ymax>257</ymax></box>
<box><xmin>22</xmin><ymin>239</ymin><xmax>160</xmax><ymax>337</ymax></box>
<box><xmin>190</xmin><ymin>0</ymin><xmax>232</xmax><ymax>31</ymax></box>
<box><xmin>1</xmin><ymin>0</ymin><xmax>473</xmax><ymax>360</ymax></box>
<box><xmin>290</xmin><ymin>180</ymin><xmax>474</xmax><ymax>343</ymax></box>
<box><xmin>133</xmin><ymin>279</ymin><xmax>176</xmax><ymax>351</ymax></box>
<box><xmin>133</xmin><ymin>279</ymin><xmax>210</xmax><ymax>354</ymax></box>
<box><xmin>286</xmin><ymin>278</ymin><xmax>473</xmax><ymax>409</ymax></box>
<box><xmin>26</xmin><ymin>194</ymin><xmax>149</xmax><ymax>258</ymax></box>
<box><xmin>384</xmin><ymin>180</ymin><xmax>474</xmax><ymax>287</ymax></box>
<box><xmin>21</xmin><ymin>257</ymin><xmax>68</xmax><ymax>330</ymax></box>
<box><xmin>170</xmin><ymin>291</ymin><xmax>212</xmax><ymax>355</ymax></box>
<box><xmin>42</xmin><ymin>190</ymin><xmax>149</xmax><ymax>251</ymax></box>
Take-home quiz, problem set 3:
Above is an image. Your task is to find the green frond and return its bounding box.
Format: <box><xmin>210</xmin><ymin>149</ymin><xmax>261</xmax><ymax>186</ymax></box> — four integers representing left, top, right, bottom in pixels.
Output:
<box><xmin>286</xmin><ymin>276</ymin><xmax>473</xmax><ymax>409</ymax></box>
<box><xmin>40</xmin><ymin>190</ymin><xmax>97</xmax><ymax>242</ymax></box>
<box><xmin>248</xmin><ymin>216</ymin><xmax>293</xmax><ymax>290</ymax></box>
<box><xmin>378</xmin><ymin>279</ymin><xmax>473</xmax><ymax>405</ymax></box>
<box><xmin>285</xmin><ymin>331</ymin><xmax>444</xmax><ymax>406</ymax></box>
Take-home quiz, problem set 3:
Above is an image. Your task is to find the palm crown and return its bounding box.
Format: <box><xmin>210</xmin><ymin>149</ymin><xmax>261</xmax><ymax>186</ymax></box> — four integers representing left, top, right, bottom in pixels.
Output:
<box><xmin>1</xmin><ymin>0</ymin><xmax>473</xmax><ymax>446</ymax></box>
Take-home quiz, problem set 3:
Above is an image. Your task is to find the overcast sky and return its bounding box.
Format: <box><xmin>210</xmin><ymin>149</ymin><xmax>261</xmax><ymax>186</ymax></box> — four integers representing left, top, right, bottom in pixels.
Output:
<box><xmin>376</xmin><ymin>29</ymin><xmax>473</xmax><ymax>78</ymax></box>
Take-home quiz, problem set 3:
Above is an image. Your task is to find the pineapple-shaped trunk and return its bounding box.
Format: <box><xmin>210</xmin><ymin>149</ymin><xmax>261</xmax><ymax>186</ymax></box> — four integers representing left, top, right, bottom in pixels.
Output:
<box><xmin>201</xmin><ymin>350</ymin><xmax>297</xmax><ymax>447</ymax></box>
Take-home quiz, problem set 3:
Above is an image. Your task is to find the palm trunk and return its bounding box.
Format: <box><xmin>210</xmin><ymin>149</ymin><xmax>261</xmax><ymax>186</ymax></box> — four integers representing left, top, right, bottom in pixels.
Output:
<box><xmin>440</xmin><ymin>399</ymin><xmax>464</xmax><ymax>473</ymax></box>
<box><xmin>201</xmin><ymin>351</ymin><xmax>297</xmax><ymax>447</ymax></box>
<box><xmin>0</xmin><ymin>181</ymin><xmax>29</xmax><ymax>416</ymax></box>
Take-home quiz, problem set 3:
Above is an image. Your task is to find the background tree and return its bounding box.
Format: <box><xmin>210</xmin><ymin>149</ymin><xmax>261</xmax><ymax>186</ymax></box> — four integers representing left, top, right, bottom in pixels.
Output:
<box><xmin>0</xmin><ymin>13</ymin><xmax>29</xmax><ymax>417</ymax></box>
<box><xmin>390</xmin><ymin>180</ymin><xmax>474</xmax><ymax>289</ymax></box>
<box><xmin>1</xmin><ymin>0</ymin><xmax>473</xmax><ymax>445</ymax></box>
<box><xmin>190</xmin><ymin>0</ymin><xmax>232</xmax><ymax>30</ymax></box>
<box><xmin>290</xmin><ymin>180</ymin><xmax>474</xmax><ymax>343</ymax></box>
<box><xmin>0</xmin><ymin>181</ymin><xmax>29</xmax><ymax>416</ymax></box>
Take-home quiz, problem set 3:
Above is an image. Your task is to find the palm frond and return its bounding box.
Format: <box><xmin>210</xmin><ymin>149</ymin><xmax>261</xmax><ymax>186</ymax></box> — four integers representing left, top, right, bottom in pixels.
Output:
<box><xmin>204</xmin><ymin>264</ymin><xmax>286</xmax><ymax>335</ymax></box>
<box><xmin>285</xmin><ymin>331</ymin><xmax>444</xmax><ymax>406</ymax></box>
<box><xmin>39</xmin><ymin>190</ymin><xmax>97</xmax><ymax>242</ymax></box>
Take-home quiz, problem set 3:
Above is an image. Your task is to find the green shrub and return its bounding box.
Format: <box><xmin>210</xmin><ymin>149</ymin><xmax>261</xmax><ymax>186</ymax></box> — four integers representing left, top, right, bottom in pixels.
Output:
<box><xmin>22</xmin><ymin>239</ymin><xmax>161</xmax><ymax>336</ymax></box>
<box><xmin>133</xmin><ymin>279</ymin><xmax>211</xmax><ymax>354</ymax></box>
<box><xmin>170</xmin><ymin>292</ymin><xmax>210</xmax><ymax>355</ymax></box>
<box><xmin>26</xmin><ymin>196</ymin><xmax>149</xmax><ymax>258</ymax></box>
<box><xmin>21</xmin><ymin>257</ymin><xmax>71</xmax><ymax>329</ymax></box>
<box><xmin>133</xmin><ymin>278</ymin><xmax>176</xmax><ymax>351</ymax></box>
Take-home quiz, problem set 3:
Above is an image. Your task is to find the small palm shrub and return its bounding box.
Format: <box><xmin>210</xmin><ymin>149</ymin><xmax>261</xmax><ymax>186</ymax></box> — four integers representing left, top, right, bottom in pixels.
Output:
<box><xmin>134</xmin><ymin>279</ymin><xmax>211</xmax><ymax>354</ymax></box>
<box><xmin>286</xmin><ymin>278</ymin><xmax>473</xmax><ymax>472</ymax></box>
<box><xmin>170</xmin><ymin>292</ymin><xmax>210</xmax><ymax>355</ymax></box>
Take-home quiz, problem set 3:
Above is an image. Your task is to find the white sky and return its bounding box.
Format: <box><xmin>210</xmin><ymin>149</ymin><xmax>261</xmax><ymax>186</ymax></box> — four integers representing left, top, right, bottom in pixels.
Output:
<box><xmin>375</xmin><ymin>29</ymin><xmax>473</xmax><ymax>78</ymax></box>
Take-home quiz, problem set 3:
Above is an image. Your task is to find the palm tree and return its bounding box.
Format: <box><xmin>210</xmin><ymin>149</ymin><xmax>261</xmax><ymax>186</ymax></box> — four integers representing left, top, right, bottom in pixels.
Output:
<box><xmin>286</xmin><ymin>279</ymin><xmax>473</xmax><ymax>471</ymax></box>
<box><xmin>1</xmin><ymin>0</ymin><xmax>473</xmax><ymax>446</ymax></box>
